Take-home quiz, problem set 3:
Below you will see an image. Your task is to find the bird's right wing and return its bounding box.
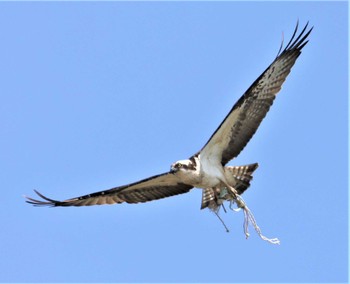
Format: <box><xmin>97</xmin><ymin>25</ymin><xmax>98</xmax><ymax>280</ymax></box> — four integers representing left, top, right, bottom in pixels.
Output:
<box><xmin>25</xmin><ymin>172</ymin><xmax>193</xmax><ymax>207</ymax></box>
<box><xmin>196</xmin><ymin>22</ymin><xmax>313</xmax><ymax>166</ymax></box>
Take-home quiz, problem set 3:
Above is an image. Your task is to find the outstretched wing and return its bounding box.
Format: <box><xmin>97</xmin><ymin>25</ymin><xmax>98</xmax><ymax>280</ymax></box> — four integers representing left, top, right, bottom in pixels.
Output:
<box><xmin>198</xmin><ymin>22</ymin><xmax>313</xmax><ymax>166</ymax></box>
<box><xmin>25</xmin><ymin>172</ymin><xmax>193</xmax><ymax>207</ymax></box>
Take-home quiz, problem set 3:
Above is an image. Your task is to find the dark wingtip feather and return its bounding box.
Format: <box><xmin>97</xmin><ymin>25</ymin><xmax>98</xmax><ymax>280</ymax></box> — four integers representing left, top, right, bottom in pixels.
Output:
<box><xmin>283</xmin><ymin>20</ymin><xmax>300</xmax><ymax>52</ymax></box>
<box><xmin>277</xmin><ymin>21</ymin><xmax>313</xmax><ymax>58</ymax></box>
<box><xmin>24</xmin><ymin>190</ymin><xmax>58</xmax><ymax>207</ymax></box>
<box><xmin>275</xmin><ymin>31</ymin><xmax>284</xmax><ymax>59</ymax></box>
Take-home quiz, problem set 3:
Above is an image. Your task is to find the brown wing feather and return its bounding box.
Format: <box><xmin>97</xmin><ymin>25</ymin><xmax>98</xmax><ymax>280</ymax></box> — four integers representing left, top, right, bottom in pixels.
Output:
<box><xmin>198</xmin><ymin>22</ymin><xmax>313</xmax><ymax>166</ymax></box>
<box><xmin>25</xmin><ymin>172</ymin><xmax>193</xmax><ymax>207</ymax></box>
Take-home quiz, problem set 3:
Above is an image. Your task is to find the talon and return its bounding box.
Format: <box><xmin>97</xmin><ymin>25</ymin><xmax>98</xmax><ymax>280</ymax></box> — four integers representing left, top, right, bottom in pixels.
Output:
<box><xmin>229</xmin><ymin>200</ymin><xmax>235</xmax><ymax>210</ymax></box>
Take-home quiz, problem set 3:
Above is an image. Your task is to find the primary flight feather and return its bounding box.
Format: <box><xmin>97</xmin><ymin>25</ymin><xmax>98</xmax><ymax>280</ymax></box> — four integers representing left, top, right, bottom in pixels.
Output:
<box><xmin>25</xmin><ymin>22</ymin><xmax>313</xmax><ymax>244</ymax></box>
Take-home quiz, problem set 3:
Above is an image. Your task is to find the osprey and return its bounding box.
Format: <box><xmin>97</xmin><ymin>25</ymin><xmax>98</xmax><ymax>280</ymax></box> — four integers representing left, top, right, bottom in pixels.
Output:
<box><xmin>25</xmin><ymin>22</ymin><xmax>312</xmax><ymax>244</ymax></box>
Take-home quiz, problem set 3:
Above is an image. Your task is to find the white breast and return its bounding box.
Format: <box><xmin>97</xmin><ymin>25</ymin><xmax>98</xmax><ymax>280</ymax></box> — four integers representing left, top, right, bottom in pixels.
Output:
<box><xmin>197</xmin><ymin>153</ymin><xmax>225</xmax><ymax>188</ymax></box>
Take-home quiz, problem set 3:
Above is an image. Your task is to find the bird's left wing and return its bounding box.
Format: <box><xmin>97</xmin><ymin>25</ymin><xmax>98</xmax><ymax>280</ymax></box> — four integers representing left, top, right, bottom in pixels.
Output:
<box><xmin>197</xmin><ymin>22</ymin><xmax>313</xmax><ymax>166</ymax></box>
<box><xmin>25</xmin><ymin>172</ymin><xmax>193</xmax><ymax>207</ymax></box>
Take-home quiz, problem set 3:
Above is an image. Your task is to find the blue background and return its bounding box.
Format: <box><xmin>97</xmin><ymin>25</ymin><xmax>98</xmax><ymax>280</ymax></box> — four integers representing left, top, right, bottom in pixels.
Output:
<box><xmin>0</xmin><ymin>2</ymin><xmax>348</xmax><ymax>283</ymax></box>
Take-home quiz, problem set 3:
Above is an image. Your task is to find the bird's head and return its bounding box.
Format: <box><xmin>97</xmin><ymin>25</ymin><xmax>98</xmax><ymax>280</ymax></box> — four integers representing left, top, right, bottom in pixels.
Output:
<box><xmin>170</xmin><ymin>159</ymin><xmax>196</xmax><ymax>173</ymax></box>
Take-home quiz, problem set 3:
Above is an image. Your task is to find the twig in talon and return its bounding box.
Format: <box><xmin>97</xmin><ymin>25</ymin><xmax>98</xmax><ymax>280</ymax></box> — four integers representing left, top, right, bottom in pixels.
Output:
<box><xmin>214</xmin><ymin>211</ymin><xmax>230</xmax><ymax>233</ymax></box>
<box><xmin>221</xmin><ymin>203</ymin><xmax>227</xmax><ymax>213</ymax></box>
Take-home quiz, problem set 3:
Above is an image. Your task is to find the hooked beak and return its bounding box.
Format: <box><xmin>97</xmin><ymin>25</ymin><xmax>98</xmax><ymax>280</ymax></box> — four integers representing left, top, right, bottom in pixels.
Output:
<box><xmin>170</xmin><ymin>164</ymin><xmax>177</xmax><ymax>174</ymax></box>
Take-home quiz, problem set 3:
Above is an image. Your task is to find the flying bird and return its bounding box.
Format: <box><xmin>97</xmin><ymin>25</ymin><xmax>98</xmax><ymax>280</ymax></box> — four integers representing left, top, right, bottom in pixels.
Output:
<box><xmin>25</xmin><ymin>22</ymin><xmax>313</xmax><ymax>244</ymax></box>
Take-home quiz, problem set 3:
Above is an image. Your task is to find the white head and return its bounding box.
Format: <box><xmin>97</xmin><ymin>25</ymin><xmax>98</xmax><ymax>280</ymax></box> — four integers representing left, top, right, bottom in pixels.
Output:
<box><xmin>170</xmin><ymin>159</ymin><xmax>197</xmax><ymax>173</ymax></box>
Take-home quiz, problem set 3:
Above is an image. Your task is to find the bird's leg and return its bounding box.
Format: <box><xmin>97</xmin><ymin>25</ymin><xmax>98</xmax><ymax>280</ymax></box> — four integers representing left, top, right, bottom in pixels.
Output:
<box><xmin>226</xmin><ymin>186</ymin><xmax>280</xmax><ymax>245</ymax></box>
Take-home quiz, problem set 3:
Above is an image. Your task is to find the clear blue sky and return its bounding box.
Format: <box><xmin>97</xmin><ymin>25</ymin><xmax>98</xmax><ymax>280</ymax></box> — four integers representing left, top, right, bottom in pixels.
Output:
<box><xmin>0</xmin><ymin>2</ymin><xmax>347</xmax><ymax>283</ymax></box>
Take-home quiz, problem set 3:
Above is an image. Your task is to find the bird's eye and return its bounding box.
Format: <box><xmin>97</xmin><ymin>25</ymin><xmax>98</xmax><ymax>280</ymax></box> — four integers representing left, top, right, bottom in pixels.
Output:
<box><xmin>177</xmin><ymin>163</ymin><xmax>182</xmax><ymax>168</ymax></box>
